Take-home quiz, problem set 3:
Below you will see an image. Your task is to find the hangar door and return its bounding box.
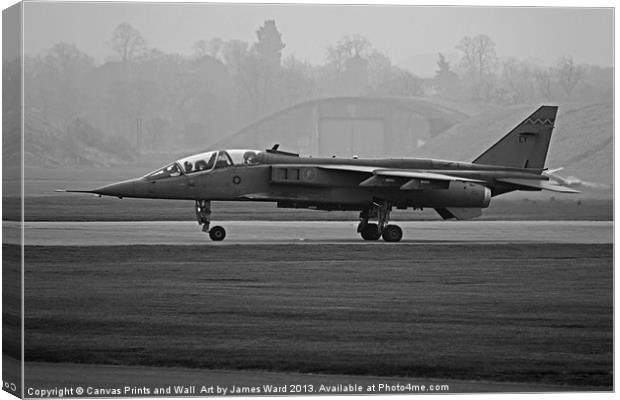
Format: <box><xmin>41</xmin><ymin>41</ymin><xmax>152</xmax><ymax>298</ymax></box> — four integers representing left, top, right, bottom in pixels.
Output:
<box><xmin>318</xmin><ymin>118</ymin><xmax>385</xmax><ymax>157</ymax></box>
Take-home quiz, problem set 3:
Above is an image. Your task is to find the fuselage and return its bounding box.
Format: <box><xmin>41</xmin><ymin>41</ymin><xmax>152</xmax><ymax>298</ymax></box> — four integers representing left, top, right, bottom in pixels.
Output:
<box><xmin>92</xmin><ymin>149</ymin><xmax>545</xmax><ymax>211</ymax></box>
<box><xmin>72</xmin><ymin>105</ymin><xmax>572</xmax><ymax>242</ymax></box>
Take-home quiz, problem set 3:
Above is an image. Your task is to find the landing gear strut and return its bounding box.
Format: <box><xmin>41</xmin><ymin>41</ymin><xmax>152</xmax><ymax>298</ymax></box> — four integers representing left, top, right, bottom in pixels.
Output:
<box><xmin>195</xmin><ymin>200</ymin><xmax>226</xmax><ymax>241</ymax></box>
<box><xmin>357</xmin><ymin>200</ymin><xmax>403</xmax><ymax>242</ymax></box>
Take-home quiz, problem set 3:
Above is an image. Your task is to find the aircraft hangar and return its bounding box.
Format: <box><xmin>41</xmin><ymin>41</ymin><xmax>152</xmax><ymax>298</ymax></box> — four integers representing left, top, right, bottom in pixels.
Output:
<box><xmin>209</xmin><ymin>97</ymin><xmax>468</xmax><ymax>157</ymax></box>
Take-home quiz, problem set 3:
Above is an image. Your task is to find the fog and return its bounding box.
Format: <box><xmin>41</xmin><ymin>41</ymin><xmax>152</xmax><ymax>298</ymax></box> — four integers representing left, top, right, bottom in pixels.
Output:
<box><xmin>2</xmin><ymin>2</ymin><xmax>611</xmax><ymax>192</ymax></box>
<box><xmin>24</xmin><ymin>3</ymin><xmax>613</xmax><ymax>76</ymax></box>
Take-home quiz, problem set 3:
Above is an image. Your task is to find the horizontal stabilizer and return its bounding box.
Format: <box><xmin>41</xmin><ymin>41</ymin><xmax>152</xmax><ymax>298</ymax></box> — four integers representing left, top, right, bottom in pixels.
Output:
<box><xmin>435</xmin><ymin>207</ymin><xmax>482</xmax><ymax>220</ymax></box>
<box><xmin>497</xmin><ymin>178</ymin><xmax>579</xmax><ymax>193</ymax></box>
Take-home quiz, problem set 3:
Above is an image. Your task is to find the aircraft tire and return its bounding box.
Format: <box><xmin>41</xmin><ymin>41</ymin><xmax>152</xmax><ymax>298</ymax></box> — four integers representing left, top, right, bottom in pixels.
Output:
<box><xmin>209</xmin><ymin>226</ymin><xmax>226</xmax><ymax>241</ymax></box>
<box><xmin>382</xmin><ymin>224</ymin><xmax>403</xmax><ymax>242</ymax></box>
<box><xmin>360</xmin><ymin>223</ymin><xmax>381</xmax><ymax>241</ymax></box>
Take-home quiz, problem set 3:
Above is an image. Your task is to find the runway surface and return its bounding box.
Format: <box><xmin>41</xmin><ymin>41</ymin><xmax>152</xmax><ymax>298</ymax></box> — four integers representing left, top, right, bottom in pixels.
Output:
<box><xmin>14</xmin><ymin>221</ymin><xmax>613</xmax><ymax>391</ymax></box>
<box><xmin>6</xmin><ymin>220</ymin><xmax>613</xmax><ymax>245</ymax></box>
<box><xmin>19</xmin><ymin>242</ymin><xmax>613</xmax><ymax>390</ymax></box>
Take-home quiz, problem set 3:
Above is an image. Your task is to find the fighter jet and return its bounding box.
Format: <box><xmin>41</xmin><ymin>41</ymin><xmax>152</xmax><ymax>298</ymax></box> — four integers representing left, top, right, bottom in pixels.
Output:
<box><xmin>62</xmin><ymin>105</ymin><xmax>577</xmax><ymax>242</ymax></box>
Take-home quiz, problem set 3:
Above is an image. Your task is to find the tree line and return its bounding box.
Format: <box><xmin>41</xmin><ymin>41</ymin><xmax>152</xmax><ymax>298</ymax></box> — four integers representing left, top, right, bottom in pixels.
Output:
<box><xmin>16</xmin><ymin>22</ymin><xmax>612</xmax><ymax>161</ymax></box>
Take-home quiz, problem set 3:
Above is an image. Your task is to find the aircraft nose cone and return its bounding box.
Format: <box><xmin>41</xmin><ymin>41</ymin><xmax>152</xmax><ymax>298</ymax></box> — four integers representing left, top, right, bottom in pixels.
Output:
<box><xmin>93</xmin><ymin>179</ymin><xmax>136</xmax><ymax>198</ymax></box>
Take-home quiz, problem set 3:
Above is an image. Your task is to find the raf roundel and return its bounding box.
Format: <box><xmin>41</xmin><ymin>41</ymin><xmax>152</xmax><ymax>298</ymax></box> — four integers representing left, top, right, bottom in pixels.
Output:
<box><xmin>232</xmin><ymin>176</ymin><xmax>241</xmax><ymax>185</ymax></box>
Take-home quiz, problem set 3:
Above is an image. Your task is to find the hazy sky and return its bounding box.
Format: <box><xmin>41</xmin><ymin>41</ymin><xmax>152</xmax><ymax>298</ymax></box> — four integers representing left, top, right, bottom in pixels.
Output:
<box><xmin>23</xmin><ymin>2</ymin><xmax>613</xmax><ymax>76</ymax></box>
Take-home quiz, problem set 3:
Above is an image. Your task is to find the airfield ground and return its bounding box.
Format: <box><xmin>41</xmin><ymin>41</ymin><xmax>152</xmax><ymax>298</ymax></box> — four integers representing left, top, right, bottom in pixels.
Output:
<box><xmin>19</xmin><ymin>241</ymin><xmax>612</xmax><ymax>390</ymax></box>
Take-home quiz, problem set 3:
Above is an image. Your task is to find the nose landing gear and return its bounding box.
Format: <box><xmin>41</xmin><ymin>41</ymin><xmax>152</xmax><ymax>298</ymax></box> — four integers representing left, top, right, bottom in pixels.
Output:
<box><xmin>195</xmin><ymin>200</ymin><xmax>226</xmax><ymax>241</ymax></box>
<box><xmin>357</xmin><ymin>200</ymin><xmax>403</xmax><ymax>242</ymax></box>
<box><xmin>208</xmin><ymin>225</ymin><xmax>226</xmax><ymax>241</ymax></box>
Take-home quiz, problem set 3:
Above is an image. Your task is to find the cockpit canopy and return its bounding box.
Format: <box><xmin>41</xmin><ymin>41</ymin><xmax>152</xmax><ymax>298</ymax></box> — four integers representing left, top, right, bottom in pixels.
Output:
<box><xmin>144</xmin><ymin>149</ymin><xmax>261</xmax><ymax>180</ymax></box>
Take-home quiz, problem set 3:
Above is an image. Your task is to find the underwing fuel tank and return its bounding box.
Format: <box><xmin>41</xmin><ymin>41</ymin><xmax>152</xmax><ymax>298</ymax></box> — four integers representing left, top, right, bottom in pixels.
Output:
<box><xmin>409</xmin><ymin>182</ymin><xmax>492</xmax><ymax>208</ymax></box>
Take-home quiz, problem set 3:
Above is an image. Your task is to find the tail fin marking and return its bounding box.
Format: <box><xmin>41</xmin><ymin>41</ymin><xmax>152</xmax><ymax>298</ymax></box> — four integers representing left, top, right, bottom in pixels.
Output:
<box><xmin>473</xmin><ymin>106</ymin><xmax>558</xmax><ymax>171</ymax></box>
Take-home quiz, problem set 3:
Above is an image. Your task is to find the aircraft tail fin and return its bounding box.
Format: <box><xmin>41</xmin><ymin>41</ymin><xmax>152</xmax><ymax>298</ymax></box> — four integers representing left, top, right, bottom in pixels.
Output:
<box><xmin>473</xmin><ymin>106</ymin><xmax>558</xmax><ymax>171</ymax></box>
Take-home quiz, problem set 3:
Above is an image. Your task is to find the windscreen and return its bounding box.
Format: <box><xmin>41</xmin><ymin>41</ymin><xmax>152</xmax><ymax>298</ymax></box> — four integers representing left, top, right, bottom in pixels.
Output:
<box><xmin>174</xmin><ymin>149</ymin><xmax>262</xmax><ymax>175</ymax></box>
<box><xmin>145</xmin><ymin>163</ymin><xmax>182</xmax><ymax>180</ymax></box>
<box><xmin>177</xmin><ymin>151</ymin><xmax>217</xmax><ymax>174</ymax></box>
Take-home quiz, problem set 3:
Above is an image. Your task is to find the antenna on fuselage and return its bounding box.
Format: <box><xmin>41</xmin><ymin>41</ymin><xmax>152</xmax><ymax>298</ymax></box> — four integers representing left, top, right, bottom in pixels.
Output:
<box><xmin>266</xmin><ymin>144</ymin><xmax>299</xmax><ymax>157</ymax></box>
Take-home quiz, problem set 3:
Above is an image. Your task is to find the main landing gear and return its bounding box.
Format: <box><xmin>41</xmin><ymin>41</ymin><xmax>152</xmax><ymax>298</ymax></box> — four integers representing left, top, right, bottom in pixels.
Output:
<box><xmin>357</xmin><ymin>200</ymin><xmax>403</xmax><ymax>242</ymax></box>
<box><xmin>195</xmin><ymin>200</ymin><xmax>226</xmax><ymax>241</ymax></box>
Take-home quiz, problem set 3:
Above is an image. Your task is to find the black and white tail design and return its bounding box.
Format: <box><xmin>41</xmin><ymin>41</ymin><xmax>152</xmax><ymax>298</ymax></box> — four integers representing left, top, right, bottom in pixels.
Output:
<box><xmin>473</xmin><ymin>106</ymin><xmax>558</xmax><ymax>171</ymax></box>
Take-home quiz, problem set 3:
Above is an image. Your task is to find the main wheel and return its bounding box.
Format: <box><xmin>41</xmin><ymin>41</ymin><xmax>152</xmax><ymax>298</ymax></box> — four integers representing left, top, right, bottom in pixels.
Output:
<box><xmin>209</xmin><ymin>226</ymin><xmax>226</xmax><ymax>241</ymax></box>
<box><xmin>360</xmin><ymin>223</ymin><xmax>381</xmax><ymax>241</ymax></box>
<box><xmin>382</xmin><ymin>224</ymin><xmax>403</xmax><ymax>242</ymax></box>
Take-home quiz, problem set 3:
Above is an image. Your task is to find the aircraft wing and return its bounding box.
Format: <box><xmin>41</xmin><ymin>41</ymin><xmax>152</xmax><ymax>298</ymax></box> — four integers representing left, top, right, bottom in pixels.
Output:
<box><xmin>497</xmin><ymin>178</ymin><xmax>579</xmax><ymax>193</ymax></box>
<box><xmin>372</xmin><ymin>169</ymin><xmax>484</xmax><ymax>183</ymax></box>
<box><xmin>315</xmin><ymin>165</ymin><xmax>484</xmax><ymax>183</ymax></box>
<box><xmin>314</xmin><ymin>164</ymin><xmax>379</xmax><ymax>173</ymax></box>
<box><xmin>270</xmin><ymin>164</ymin><xmax>488</xmax><ymax>191</ymax></box>
<box><xmin>271</xmin><ymin>164</ymin><xmax>581</xmax><ymax>193</ymax></box>
<box><xmin>317</xmin><ymin>165</ymin><xmax>577</xmax><ymax>192</ymax></box>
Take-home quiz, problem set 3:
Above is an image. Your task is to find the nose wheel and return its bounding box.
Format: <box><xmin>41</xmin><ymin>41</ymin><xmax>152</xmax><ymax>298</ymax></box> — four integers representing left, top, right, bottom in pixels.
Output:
<box><xmin>357</xmin><ymin>201</ymin><xmax>403</xmax><ymax>242</ymax></box>
<box><xmin>195</xmin><ymin>200</ymin><xmax>227</xmax><ymax>241</ymax></box>
<box><xmin>208</xmin><ymin>225</ymin><xmax>226</xmax><ymax>241</ymax></box>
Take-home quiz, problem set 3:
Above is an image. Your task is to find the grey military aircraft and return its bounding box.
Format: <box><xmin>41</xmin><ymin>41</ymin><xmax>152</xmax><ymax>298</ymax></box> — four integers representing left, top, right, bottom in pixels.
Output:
<box><xmin>63</xmin><ymin>105</ymin><xmax>576</xmax><ymax>242</ymax></box>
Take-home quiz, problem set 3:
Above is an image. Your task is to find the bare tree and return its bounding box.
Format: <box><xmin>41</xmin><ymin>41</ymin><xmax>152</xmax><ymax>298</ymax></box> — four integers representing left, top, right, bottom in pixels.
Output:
<box><xmin>556</xmin><ymin>55</ymin><xmax>583</xmax><ymax>98</ymax></box>
<box><xmin>222</xmin><ymin>39</ymin><xmax>259</xmax><ymax>117</ymax></box>
<box><xmin>109</xmin><ymin>23</ymin><xmax>147</xmax><ymax>64</ymax></box>
<box><xmin>222</xmin><ymin>40</ymin><xmax>250</xmax><ymax>71</ymax></box>
<box><xmin>28</xmin><ymin>43</ymin><xmax>94</xmax><ymax>127</ymax></box>
<box><xmin>193</xmin><ymin>40</ymin><xmax>208</xmax><ymax>58</ymax></box>
<box><xmin>326</xmin><ymin>34</ymin><xmax>371</xmax><ymax>73</ymax></box>
<box><xmin>374</xmin><ymin>67</ymin><xmax>422</xmax><ymax>97</ymax></box>
<box><xmin>501</xmin><ymin>58</ymin><xmax>536</xmax><ymax>104</ymax></box>
<box><xmin>45</xmin><ymin>43</ymin><xmax>93</xmax><ymax>78</ymax></box>
<box><xmin>456</xmin><ymin>34</ymin><xmax>497</xmax><ymax>100</ymax></box>
<box><xmin>366</xmin><ymin>50</ymin><xmax>392</xmax><ymax>91</ymax></box>
<box><xmin>534</xmin><ymin>66</ymin><xmax>554</xmax><ymax>100</ymax></box>
<box><xmin>194</xmin><ymin>38</ymin><xmax>224</xmax><ymax>59</ymax></box>
<box><xmin>280</xmin><ymin>56</ymin><xmax>316</xmax><ymax>106</ymax></box>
